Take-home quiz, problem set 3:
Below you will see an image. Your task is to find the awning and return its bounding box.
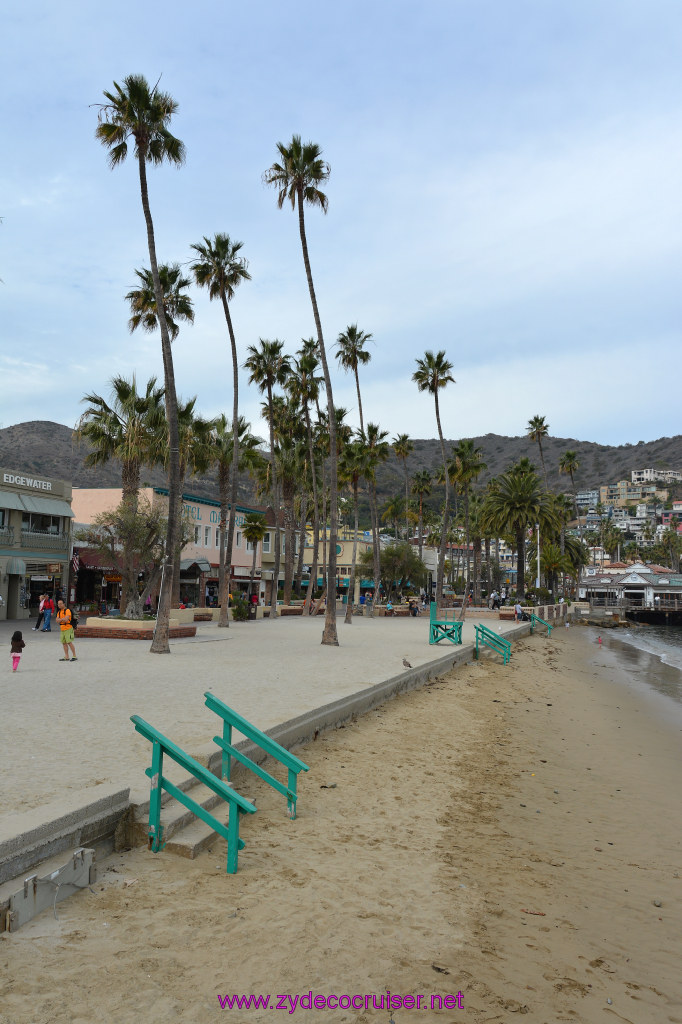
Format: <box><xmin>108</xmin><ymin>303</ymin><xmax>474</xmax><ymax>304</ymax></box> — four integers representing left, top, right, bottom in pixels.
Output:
<box><xmin>5</xmin><ymin>557</ymin><xmax>27</xmax><ymax>575</ymax></box>
<box><xmin>180</xmin><ymin>558</ymin><xmax>213</xmax><ymax>573</ymax></box>
<box><xmin>0</xmin><ymin>491</ymin><xmax>26</xmax><ymax>512</ymax></box>
<box><xmin>20</xmin><ymin>495</ymin><xmax>74</xmax><ymax>518</ymax></box>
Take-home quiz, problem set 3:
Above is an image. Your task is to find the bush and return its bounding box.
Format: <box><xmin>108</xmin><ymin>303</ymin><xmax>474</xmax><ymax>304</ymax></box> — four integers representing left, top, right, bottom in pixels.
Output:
<box><xmin>231</xmin><ymin>595</ymin><xmax>249</xmax><ymax>622</ymax></box>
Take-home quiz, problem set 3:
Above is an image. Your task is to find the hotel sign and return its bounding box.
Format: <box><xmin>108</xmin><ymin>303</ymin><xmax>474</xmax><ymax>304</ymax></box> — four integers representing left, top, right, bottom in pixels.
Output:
<box><xmin>3</xmin><ymin>473</ymin><xmax>52</xmax><ymax>491</ymax></box>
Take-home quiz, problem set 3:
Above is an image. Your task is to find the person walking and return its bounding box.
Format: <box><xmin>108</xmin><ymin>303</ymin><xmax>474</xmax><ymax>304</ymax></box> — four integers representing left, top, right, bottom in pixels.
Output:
<box><xmin>33</xmin><ymin>594</ymin><xmax>45</xmax><ymax>631</ymax></box>
<box><xmin>56</xmin><ymin>600</ymin><xmax>77</xmax><ymax>662</ymax></box>
<box><xmin>10</xmin><ymin>630</ymin><xmax>25</xmax><ymax>672</ymax></box>
<box><xmin>41</xmin><ymin>594</ymin><xmax>54</xmax><ymax>631</ymax></box>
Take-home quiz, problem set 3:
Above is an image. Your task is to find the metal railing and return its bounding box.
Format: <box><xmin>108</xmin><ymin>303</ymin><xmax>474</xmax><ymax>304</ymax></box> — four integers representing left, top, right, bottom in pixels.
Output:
<box><xmin>19</xmin><ymin>530</ymin><xmax>69</xmax><ymax>551</ymax></box>
<box><xmin>0</xmin><ymin>526</ymin><xmax>14</xmax><ymax>545</ymax></box>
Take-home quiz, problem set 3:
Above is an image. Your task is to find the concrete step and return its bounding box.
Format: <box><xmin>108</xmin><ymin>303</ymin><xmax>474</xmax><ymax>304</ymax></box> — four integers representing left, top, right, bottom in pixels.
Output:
<box><xmin>163</xmin><ymin>815</ymin><xmax>225</xmax><ymax>860</ymax></box>
<box><xmin>130</xmin><ymin>779</ymin><xmax>231</xmax><ymax>846</ymax></box>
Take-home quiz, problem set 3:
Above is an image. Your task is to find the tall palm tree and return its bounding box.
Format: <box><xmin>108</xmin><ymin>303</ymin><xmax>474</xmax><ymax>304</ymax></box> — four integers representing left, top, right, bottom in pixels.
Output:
<box><xmin>559</xmin><ymin>449</ymin><xmax>580</xmax><ymax>520</ymax></box>
<box><xmin>393</xmin><ymin>433</ymin><xmax>414</xmax><ymax>540</ymax></box>
<box><xmin>242</xmin><ymin>513</ymin><xmax>267</xmax><ymax>604</ymax></box>
<box><xmin>125</xmin><ymin>264</ymin><xmax>194</xmax><ymax>340</ymax></box>
<box><xmin>244</xmin><ymin>339</ymin><xmax>292</xmax><ymax>617</ymax></box>
<box><xmin>413</xmin><ymin>350</ymin><xmax>455</xmax><ymax>604</ymax></box>
<box><xmin>263</xmin><ymin>135</ymin><xmax>339</xmax><ymax>647</ymax></box>
<box><xmin>338</xmin><ymin>439</ymin><xmax>366</xmax><ymax>624</ymax></box>
<box><xmin>335</xmin><ymin>325</ymin><xmax>372</xmax><ymax>433</ymax></box>
<box><xmin>411</xmin><ymin>469</ymin><xmax>432</xmax><ymax>566</ymax></box>
<box><xmin>96</xmin><ymin>73</ymin><xmax>185</xmax><ymax>654</ymax></box>
<box><xmin>527</xmin><ymin>415</ymin><xmax>550</xmax><ymax>488</ymax></box>
<box><xmin>190</xmin><ymin>233</ymin><xmax>251</xmax><ymax>623</ymax></box>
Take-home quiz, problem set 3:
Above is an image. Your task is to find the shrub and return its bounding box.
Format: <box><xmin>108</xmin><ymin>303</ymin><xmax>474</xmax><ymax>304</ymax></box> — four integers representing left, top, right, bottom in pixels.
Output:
<box><xmin>231</xmin><ymin>595</ymin><xmax>249</xmax><ymax>622</ymax></box>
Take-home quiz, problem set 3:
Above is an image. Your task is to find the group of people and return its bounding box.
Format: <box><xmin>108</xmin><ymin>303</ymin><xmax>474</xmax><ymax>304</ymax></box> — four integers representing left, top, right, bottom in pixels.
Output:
<box><xmin>10</xmin><ymin>599</ymin><xmax>78</xmax><ymax>672</ymax></box>
<box><xmin>32</xmin><ymin>593</ymin><xmax>55</xmax><ymax>631</ymax></box>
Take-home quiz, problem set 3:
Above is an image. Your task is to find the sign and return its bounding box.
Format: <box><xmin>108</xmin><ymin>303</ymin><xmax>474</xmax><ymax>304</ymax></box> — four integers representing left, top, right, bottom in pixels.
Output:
<box><xmin>47</xmin><ymin>564</ymin><xmax>62</xmax><ymax>573</ymax></box>
<box><xmin>104</xmin><ymin>574</ymin><xmax>122</xmax><ymax>583</ymax></box>
<box><xmin>3</xmin><ymin>472</ymin><xmax>52</xmax><ymax>491</ymax></box>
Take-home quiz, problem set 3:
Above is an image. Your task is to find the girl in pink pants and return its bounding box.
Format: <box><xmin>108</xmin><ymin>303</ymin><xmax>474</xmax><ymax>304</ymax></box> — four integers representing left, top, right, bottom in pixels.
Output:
<box><xmin>10</xmin><ymin>630</ymin><xmax>25</xmax><ymax>672</ymax></box>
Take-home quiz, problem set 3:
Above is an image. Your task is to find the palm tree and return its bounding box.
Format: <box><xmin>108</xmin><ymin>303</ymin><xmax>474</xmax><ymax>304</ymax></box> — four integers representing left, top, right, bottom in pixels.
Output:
<box><xmin>559</xmin><ymin>449</ymin><xmax>580</xmax><ymax>519</ymax></box>
<box><xmin>482</xmin><ymin>462</ymin><xmax>558</xmax><ymax>600</ymax></box>
<box><xmin>96</xmin><ymin>73</ymin><xmax>185</xmax><ymax>654</ymax></box>
<box><xmin>450</xmin><ymin>439</ymin><xmax>487</xmax><ymax>613</ymax></box>
<box><xmin>244</xmin><ymin>339</ymin><xmax>292</xmax><ymax>617</ymax></box>
<box><xmin>190</xmin><ymin>233</ymin><xmax>251</xmax><ymax>622</ymax></box>
<box><xmin>527</xmin><ymin>415</ymin><xmax>550</xmax><ymax>488</ymax></box>
<box><xmin>76</xmin><ymin>374</ymin><xmax>165</xmax><ymax>614</ymax></box>
<box><xmin>411</xmin><ymin>470</ymin><xmax>432</xmax><ymax>566</ymax></box>
<box><xmin>393</xmin><ymin>433</ymin><xmax>414</xmax><ymax>541</ymax></box>
<box><xmin>242</xmin><ymin>513</ymin><xmax>267</xmax><ymax>604</ymax></box>
<box><xmin>335</xmin><ymin>325</ymin><xmax>372</xmax><ymax>433</ymax></box>
<box><xmin>381</xmin><ymin>495</ymin><xmax>404</xmax><ymax>540</ymax></box>
<box><xmin>413</xmin><ymin>351</ymin><xmax>455</xmax><ymax>603</ymax></box>
<box><xmin>76</xmin><ymin>375</ymin><xmax>164</xmax><ymax>504</ymax></box>
<box><xmin>263</xmin><ymin>135</ymin><xmax>339</xmax><ymax>647</ymax></box>
<box><xmin>208</xmin><ymin>415</ymin><xmax>265</xmax><ymax>626</ymax></box>
<box><xmin>338</xmin><ymin>439</ymin><xmax>366</xmax><ymax>624</ymax></box>
<box><xmin>361</xmin><ymin>423</ymin><xmax>390</xmax><ymax>607</ymax></box>
<box><xmin>126</xmin><ymin>264</ymin><xmax>194</xmax><ymax>340</ymax></box>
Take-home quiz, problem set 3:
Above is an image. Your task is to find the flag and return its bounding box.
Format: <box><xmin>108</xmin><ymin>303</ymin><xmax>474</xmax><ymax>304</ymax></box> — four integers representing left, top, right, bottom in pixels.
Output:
<box><xmin>72</xmin><ymin>549</ymin><xmax>80</xmax><ymax>573</ymax></box>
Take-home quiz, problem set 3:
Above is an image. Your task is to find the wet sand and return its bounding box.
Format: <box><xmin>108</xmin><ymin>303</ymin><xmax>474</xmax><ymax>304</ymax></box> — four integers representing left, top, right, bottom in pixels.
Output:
<box><xmin>1</xmin><ymin>629</ymin><xmax>680</xmax><ymax>1023</ymax></box>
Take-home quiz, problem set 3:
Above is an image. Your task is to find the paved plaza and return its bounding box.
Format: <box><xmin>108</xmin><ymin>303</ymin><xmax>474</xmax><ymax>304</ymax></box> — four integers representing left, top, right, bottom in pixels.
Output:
<box><xmin>0</xmin><ymin>612</ymin><xmax>517</xmax><ymax>829</ymax></box>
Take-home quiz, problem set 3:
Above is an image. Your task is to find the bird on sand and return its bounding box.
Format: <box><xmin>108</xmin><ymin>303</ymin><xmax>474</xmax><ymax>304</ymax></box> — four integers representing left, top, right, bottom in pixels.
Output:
<box><xmin>402</xmin><ymin>657</ymin><xmax>412</xmax><ymax>669</ymax></box>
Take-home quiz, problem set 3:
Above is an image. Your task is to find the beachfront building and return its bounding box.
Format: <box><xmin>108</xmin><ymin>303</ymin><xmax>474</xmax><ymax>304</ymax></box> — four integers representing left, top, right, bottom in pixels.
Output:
<box><xmin>0</xmin><ymin>467</ymin><xmax>75</xmax><ymax>620</ymax></box>
<box><xmin>579</xmin><ymin>562</ymin><xmax>682</xmax><ymax>616</ymax></box>
<box><xmin>70</xmin><ymin>487</ymin><xmax>261</xmax><ymax>608</ymax></box>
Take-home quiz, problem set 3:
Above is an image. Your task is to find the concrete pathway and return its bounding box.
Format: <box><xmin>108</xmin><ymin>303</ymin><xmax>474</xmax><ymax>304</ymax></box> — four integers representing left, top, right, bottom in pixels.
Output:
<box><xmin>0</xmin><ymin>612</ymin><xmax>517</xmax><ymax>823</ymax></box>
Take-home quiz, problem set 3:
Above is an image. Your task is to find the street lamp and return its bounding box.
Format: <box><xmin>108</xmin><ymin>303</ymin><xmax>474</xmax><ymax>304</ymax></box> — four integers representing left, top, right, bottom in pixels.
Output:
<box><xmin>535</xmin><ymin>523</ymin><xmax>540</xmax><ymax>592</ymax></box>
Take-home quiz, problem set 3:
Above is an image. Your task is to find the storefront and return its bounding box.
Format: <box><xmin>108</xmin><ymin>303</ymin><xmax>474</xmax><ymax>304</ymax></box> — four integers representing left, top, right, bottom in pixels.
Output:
<box><xmin>0</xmin><ymin>468</ymin><xmax>73</xmax><ymax>620</ymax></box>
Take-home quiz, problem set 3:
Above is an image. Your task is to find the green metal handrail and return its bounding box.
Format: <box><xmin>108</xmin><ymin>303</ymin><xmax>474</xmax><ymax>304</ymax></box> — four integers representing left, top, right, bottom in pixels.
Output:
<box><xmin>131</xmin><ymin>715</ymin><xmax>256</xmax><ymax>874</ymax></box>
<box><xmin>204</xmin><ymin>693</ymin><xmax>309</xmax><ymax>819</ymax></box>
<box><xmin>530</xmin><ymin>613</ymin><xmax>552</xmax><ymax>637</ymax></box>
<box><xmin>474</xmin><ymin>623</ymin><xmax>511</xmax><ymax>665</ymax></box>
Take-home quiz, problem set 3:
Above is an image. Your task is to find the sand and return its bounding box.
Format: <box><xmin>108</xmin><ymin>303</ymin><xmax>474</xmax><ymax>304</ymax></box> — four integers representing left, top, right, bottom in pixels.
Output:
<box><xmin>1</xmin><ymin>629</ymin><xmax>680</xmax><ymax>1023</ymax></box>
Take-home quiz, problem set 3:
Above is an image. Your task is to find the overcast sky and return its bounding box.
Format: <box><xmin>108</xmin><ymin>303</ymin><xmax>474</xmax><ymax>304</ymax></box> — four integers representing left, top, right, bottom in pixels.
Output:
<box><xmin>2</xmin><ymin>1</ymin><xmax>682</xmax><ymax>449</ymax></box>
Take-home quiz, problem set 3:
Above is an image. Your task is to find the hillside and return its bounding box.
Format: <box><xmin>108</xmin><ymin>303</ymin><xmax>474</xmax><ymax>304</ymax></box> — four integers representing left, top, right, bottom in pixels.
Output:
<box><xmin>1</xmin><ymin>421</ymin><xmax>681</xmax><ymax>516</ymax></box>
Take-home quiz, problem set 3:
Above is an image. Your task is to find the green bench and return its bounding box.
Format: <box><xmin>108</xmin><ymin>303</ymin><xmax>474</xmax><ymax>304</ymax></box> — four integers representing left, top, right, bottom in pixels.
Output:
<box><xmin>429</xmin><ymin>604</ymin><xmax>463</xmax><ymax>645</ymax></box>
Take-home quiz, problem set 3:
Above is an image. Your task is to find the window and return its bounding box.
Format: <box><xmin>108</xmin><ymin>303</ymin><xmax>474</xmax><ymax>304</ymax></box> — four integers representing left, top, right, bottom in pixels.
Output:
<box><xmin>236</xmin><ymin>531</ymin><xmax>242</xmax><ymax>547</ymax></box>
<box><xmin>262</xmin><ymin>532</ymin><xmax>271</xmax><ymax>553</ymax></box>
<box><xmin>215</xmin><ymin>528</ymin><xmax>220</xmax><ymax>548</ymax></box>
<box><xmin>204</xmin><ymin>525</ymin><xmax>211</xmax><ymax>547</ymax></box>
<box><xmin>246</xmin><ymin>539</ymin><xmax>254</xmax><ymax>552</ymax></box>
<box><xmin>194</xmin><ymin>526</ymin><xmax>200</xmax><ymax>544</ymax></box>
<box><xmin>21</xmin><ymin>513</ymin><xmax>61</xmax><ymax>534</ymax></box>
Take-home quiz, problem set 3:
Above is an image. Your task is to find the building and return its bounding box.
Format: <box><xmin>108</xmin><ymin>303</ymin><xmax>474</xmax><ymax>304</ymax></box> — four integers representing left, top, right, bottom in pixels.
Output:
<box><xmin>575</xmin><ymin>489</ymin><xmax>599</xmax><ymax>509</ymax></box>
<box><xmin>70</xmin><ymin>487</ymin><xmax>261</xmax><ymax>608</ymax></box>
<box><xmin>0</xmin><ymin>467</ymin><xmax>74</xmax><ymax>620</ymax></box>
<box><xmin>598</xmin><ymin>480</ymin><xmax>667</xmax><ymax>508</ymax></box>
<box><xmin>631</xmin><ymin>468</ymin><xmax>682</xmax><ymax>485</ymax></box>
<box><xmin>579</xmin><ymin>562</ymin><xmax>682</xmax><ymax>613</ymax></box>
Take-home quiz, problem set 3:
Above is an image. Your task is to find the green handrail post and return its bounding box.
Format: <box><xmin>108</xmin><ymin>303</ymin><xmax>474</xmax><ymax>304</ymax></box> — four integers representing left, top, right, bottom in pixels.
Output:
<box><xmin>530</xmin><ymin>613</ymin><xmax>552</xmax><ymax>637</ymax></box>
<box><xmin>204</xmin><ymin>693</ymin><xmax>309</xmax><ymax>819</ymax></box>
<box><xmin>474</xmin><ymin>624</ymin><xmax>511</xmax><ymax>665</ymax></box>
<box><xmin>131</xmin><ymin>715</ymin><xmax>256</xmax><ymax>874</ymax></box>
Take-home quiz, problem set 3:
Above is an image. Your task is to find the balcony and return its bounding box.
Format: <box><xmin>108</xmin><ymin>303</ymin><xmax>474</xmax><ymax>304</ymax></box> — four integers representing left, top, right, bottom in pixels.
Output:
<box><xmin>20</xmin><ymin>530</ymin><xmax>70</xmax><ymax>552</ymax></box>
<box><xmin>0</xmin><ymin>525</ymin><xmax>14</xmax><ymax>546</ymax></box>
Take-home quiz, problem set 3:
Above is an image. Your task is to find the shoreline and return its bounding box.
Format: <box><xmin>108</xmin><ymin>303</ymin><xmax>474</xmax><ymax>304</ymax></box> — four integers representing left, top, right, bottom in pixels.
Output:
<box><xmin>2</xmin><ymin>630</ymin><xmax>680</xmax><ymax>1023</ymax></box>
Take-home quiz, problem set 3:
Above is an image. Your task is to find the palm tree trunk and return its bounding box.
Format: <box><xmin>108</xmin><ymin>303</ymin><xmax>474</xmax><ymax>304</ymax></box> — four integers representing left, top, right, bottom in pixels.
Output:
<box><xmin>220</xmin><ymin>291</ymin><xmax>240</xmax><ymax>629</ymax></box>
<box><xmin>267</xmin><ymin>382</ymin><xmax>280</xmax><ymax>618</ymax></box>
<box><xmin>294</xmin><ymin>493</ymin><xmax>308</xmax><ymax>597</ymax></box>
<box><xmin>345</xmin><ymin>479</ymin><xmax>359</xmax><ymax>624</ymax></box>
<box><xmin>354</xmin><ymin>367</ymin><xmax>364</xmax><ymax>436</ymax></box>
<box><xmin>403</xmin><ymin>460</ymin><xmax>410</xmax><ymax>541</ymax></box>
<box><xmin>303</xmin><ymin>409</ymin><xmax>318</xmax><ymax>615</ymax></box>
<box><xmin>137</xmin><ymin>153</ymin><xmax>178</xmax><ymax>654</ymax></box>
<box><xmin>434</xmin><ymin>393</ymin><xmax>449</xmax><ymax>605</ymax></box>
<box><xmin>370</xmin><ymin>482</ymin><xmax>381</xmax><ymax>610</ymax></box>
<box><xmin>296</xmin><ymin>186</ymin><xmax>338</xmax><ymax>645</ymax></box>
<box><xmin>218</xmin><ymin>463</ymin><xmax>229</xmax><ymax>626</ymax></box>
<box><xmin>517</xmin><ymin>529</ymin><xmax>526</xmax><ymax>600</ymax></box>
<box><xmin>418</xmin><ymin>498</ymin><xmax>424</xmax><ymax>564</ymax></box>
<box><xmin>249</xmin><ymin>543</ymin><xmax>258</xmax><ymax>600</ymax></box>
<box><xmin>282</xmin><ymin>482</ymin><xmax>295</xmax><ymax>604</ymax></box>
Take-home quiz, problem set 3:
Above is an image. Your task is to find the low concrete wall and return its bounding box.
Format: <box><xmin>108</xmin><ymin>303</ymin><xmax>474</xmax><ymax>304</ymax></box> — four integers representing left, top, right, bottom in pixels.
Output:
<box><xmin>78</xmin><ymin>619</ymin><xmax>196</xmax><ymax>640</ymax></box>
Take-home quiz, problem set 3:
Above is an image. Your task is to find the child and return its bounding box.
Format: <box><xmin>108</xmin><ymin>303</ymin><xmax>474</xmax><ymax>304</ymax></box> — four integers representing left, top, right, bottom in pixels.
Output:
<box><xmin>10</xmin><ymin>630</ymin><xmax>25</xmax><ymax>672</ymax></box>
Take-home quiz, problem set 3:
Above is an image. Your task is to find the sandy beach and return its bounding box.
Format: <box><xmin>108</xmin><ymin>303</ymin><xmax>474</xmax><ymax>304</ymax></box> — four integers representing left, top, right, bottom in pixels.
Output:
<box><xmin>1</xmin><ymin>627</ymin><xmax>680</xmax><ymax>1024</ymax></box>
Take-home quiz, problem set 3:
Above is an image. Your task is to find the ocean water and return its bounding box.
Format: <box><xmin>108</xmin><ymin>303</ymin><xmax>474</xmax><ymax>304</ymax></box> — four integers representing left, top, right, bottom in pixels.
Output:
<box><xmin>604</xmin><ymin>623</ymin><xmax>682</xmax><ymax>707</ymax></box>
